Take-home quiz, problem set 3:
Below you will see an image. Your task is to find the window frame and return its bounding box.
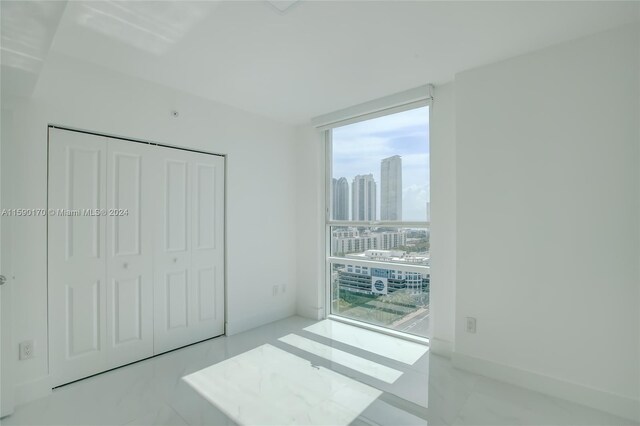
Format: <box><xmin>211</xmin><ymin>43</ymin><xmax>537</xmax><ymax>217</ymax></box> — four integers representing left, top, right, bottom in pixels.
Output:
<box><xmin>322</xmin><ymin>98</ymin><xmax>432</xmax><ymax>338</ymax></box>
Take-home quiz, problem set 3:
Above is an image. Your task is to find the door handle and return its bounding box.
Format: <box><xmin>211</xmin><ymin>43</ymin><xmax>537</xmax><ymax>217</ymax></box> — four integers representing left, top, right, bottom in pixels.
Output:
<box><xmin>0</xmin><ymin>275</ymin><xmax>7</xmax><ymax>286</ymax></box>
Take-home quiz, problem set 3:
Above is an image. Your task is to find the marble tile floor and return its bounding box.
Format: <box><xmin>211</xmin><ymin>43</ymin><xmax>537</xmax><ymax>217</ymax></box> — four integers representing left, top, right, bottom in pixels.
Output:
<box><xmin>1</xmin><ymin>316</ymin><xmax>637</xmax><ymax>426</ymax></box>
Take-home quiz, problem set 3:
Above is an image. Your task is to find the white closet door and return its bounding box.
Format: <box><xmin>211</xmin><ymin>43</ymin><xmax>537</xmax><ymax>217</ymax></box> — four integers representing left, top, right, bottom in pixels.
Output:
<box><xmin>188</xmin><ymin>152</ymin><xmax>225</xmax><ymax>343</ymax></box>
<box><xmin>105</xmin><ymin>139</ymin><xmax>154</xmax><ymax>368</ymax></box>
<box><xmin>49</xmin><ymin>129</ymin><xmax>108</xmax><ymax>386</ymax></box>
<box><xmin>153</xmin><ymin>147</ymin><xmax>225</xmax><ymax>354</ymax></box>
<box><xmin>50</xmin><ymin>128</ymin><xmax>226</xmax><ymax>383</ymax></box>
<box><xmin>153</xmin><ymin>146</ymin><xmax>192</xmax><ymax>353</ymax></box>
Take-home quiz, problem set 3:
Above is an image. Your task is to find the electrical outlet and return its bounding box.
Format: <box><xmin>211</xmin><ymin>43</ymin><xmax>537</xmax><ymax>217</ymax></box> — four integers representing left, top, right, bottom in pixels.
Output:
<box><xmin>19</xmin><ymin>340</ymin><xmax>34</xmax><ymax>360</ymax></box>
<box><xmin>466</xmin><ymin>317</ymin><xmax>477</xmax><ymax>334</ymax></box>
<box><xmin>272</xmin><ymin>285</ymin><xmax>279</xmax><ymax>296</ymax></box>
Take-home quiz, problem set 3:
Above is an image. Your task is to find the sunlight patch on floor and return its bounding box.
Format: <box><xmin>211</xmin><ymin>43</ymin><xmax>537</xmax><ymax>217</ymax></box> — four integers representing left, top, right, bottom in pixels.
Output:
<box><xmin>304</xmin><ymin>320</ymin><xmax>428</xmax><ymax>365</ymax></box>
<box><xmin>278</xmin><ymin>333</ymin><xmax>403</xmax><ymax>384</ymax></box>
<box><xmin>183</xmin><ymin>344</ymin><xmax>382</xmax><ymax>426</ymax></box>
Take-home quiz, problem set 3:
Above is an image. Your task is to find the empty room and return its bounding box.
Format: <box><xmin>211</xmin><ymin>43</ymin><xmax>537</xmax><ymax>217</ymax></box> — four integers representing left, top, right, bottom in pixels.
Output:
<box><xmin>0</xmin><ymin>1</ymin><xmax>639</xmax><ymax>425</ymax></box>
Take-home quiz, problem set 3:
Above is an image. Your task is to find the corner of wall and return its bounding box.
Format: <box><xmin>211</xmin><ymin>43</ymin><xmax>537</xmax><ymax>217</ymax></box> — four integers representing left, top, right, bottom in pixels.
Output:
<box><xmin>429</xmin><ymin>337</ymin><xmax>454</xmax><ymax>359</ymax></box>
<box><xmin>226</xmin><ymin>304</ymin><xmax>297</xmax><ymax>336</ymax></box>
<box><xmin>293</xmin><ymin>125</ymin><xmax>325</xmax><ymax>323</ymax></box>
<box><xmin>295</xmin><ymin>305</ymin><xmax>324</xmax><ymax>321</ymax></box>
<box><xmin>429</xmin><ymin>81</ymin><xmax>457</xmax><ymax>352</ymax></box>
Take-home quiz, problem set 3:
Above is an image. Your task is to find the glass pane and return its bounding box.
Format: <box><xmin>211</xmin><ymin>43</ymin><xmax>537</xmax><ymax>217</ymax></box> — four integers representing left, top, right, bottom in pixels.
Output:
<box><xmin>330</xmin><ymin>106</ymin><xmax>429</xmax><ymax>222</ymax></box>
<box><xmin>330</xmin><ymin>226</ymin><xmax>430</xmax><ymax>338</ymax></box>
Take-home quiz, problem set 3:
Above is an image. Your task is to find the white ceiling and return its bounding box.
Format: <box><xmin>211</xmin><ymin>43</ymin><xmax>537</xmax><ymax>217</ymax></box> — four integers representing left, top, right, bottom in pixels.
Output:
<box><xmin>0</xmin><ymin>1</ymin><xmax>66</xmax><ymax>98</ymax></box>
<box><xmin>4</xmin><ymin>1</ymin><xmax>640</xmax><ymax>123</ymax></box>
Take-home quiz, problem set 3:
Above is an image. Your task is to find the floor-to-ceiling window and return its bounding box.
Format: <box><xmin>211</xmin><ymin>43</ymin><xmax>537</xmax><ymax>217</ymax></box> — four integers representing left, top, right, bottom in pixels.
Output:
<box><xmin>326</xmin><ymin>103</ymin><xmax>430</xmax><ymax>338</ymax></box>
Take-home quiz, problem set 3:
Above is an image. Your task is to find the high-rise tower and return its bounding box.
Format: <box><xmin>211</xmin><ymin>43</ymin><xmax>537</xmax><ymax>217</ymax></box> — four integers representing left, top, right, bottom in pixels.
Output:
<box><xmin>332</xmin><ymin>177</ymin><xmax>349</xmax><ymax>220</ymax></box>
<box><xmin>381</xmin><ymin>155</ymin><xmax>402</xmax><ymax>221</ymax></box>
<box><xmin>352</xmin><ymin>174</ymin><xmax>376</xmax><ymax>221</ymax></box>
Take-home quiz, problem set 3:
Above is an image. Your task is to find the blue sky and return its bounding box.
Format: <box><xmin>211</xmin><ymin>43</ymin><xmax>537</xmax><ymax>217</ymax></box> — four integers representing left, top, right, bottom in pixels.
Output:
<box><xmin>332</xmin><ymin>106</ymin><xmax>429</xmax><ymax>221</ymax></box>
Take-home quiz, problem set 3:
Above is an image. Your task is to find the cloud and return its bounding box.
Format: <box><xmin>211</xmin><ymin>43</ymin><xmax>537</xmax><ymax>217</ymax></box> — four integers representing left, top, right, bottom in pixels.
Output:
<box><xmin>334</xmin><ymin>106</ymin><xmax>429</xmax><ymax>140</ymax></box>
<box><xmin>403</xmin><ymin>184</ymin><xmax>429</xmax><ymax>221</ymax></box>
<box><xmin>330</xmin><ymin>106</ymin><xmax>430</xmax><ymax>221</ymax></box>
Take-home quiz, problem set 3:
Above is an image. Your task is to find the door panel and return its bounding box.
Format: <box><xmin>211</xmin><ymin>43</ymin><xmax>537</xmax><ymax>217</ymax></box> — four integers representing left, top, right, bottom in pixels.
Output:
<box><xmin>112</xmin><ymin>153</ymin><xmax>141</xmax><ymax>256</ymax></box>
<box><xmin>154</xmin><ymin>148</ymin><xmax>225</xmax><ymax>353</ymax></box>
<box><xmin>189</xmin><ymin>155</ymin><xmax>225</xmax><ymax>340</ymax></box>
<box><xmin>65</xmin><ymin>148</ymin><xmax>102</xmax><ymax>259</ymax></box>
<box><xmin>113</xmin><ymin>276</ymin><xmax>142</xmax><ymax>344</ymax></box>
<box><xmin>153</xmin><ymin>147</ymin><xmax>193</xmax><ymax>353</ymax></box>
<box><xmin>105</xmin><ymin>139</ymin><xmax>153</xmax><ymax>369</ymax></box>
<box><xmin>166</xmin><ymin>161</ymin><xmax>188</xmax><ymax>252</ymax></box>
<box><xmin>195</xmin><ymin>164</ymin><xmax>216</xmax><ymax>250</ymax></box>
<box><xmin>197</xmin><ymin>267</ymin><xmax>216</xmax><ymax>322</ymax></box>
<box><xmin>166</xmin><ymin>270</ymin><xmax>189</xmax><ymax>329</ymax></box>
<box><xmin>49</xmin><ymin>128</ymin><xmax>108</xmax><ymax>386</ymax></box>
<box><xmin>66</xmin><ymin>281</ymin><xmax>101</xmax><ymax>356</ymax></box>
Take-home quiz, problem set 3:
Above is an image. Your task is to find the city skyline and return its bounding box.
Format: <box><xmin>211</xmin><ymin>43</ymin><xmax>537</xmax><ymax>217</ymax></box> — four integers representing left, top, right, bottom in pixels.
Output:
<box><xmin>333</xmin><ymin>154</ymin><xmax>403</xmax><ymax>221</ymax></box>
<box><xmin>332</xmin><ymin>106</ymin><xmax>429</xmax><ymax>221</ymax></box>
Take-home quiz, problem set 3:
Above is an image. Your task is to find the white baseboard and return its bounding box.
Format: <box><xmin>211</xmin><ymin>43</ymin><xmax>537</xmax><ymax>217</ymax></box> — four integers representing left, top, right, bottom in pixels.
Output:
<box><xmin>14</xmin><ymin>376</ymin><xmax>51</xmax><ymax>406</ymax></box>
<box><xmin>295</xmin><ymin>305</ymin><xmax>324</xmax><ymax>321</ymax></box>
<box><xmin>226</xmin><ymin>306</ymin><xmax>296</xmax><ymax>336</ymax></box>
<box><xmin>429</xmin><ymin>338</ymin><xmax>453</xmax><ymax>359</ymax></box>
<box><xmin>452</xmin><ymin>352</ymin><xmax>640</xmax><ymax>423</ymax></box>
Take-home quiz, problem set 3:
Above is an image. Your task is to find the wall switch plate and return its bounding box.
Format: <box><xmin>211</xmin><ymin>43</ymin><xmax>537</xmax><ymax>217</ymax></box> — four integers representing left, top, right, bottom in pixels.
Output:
<box><xmin>19</xmin><ymin>340</ymin><xmax>34</xmax><ymax>360</ymax></box>
<box><xmin>272</xmin><ymin>285</ymin><xmax>279</xmax><ymax>296</ymax></box>
<box><xmin>280</xmin><ymin>283</ymin><xmax>287</xmax><ymax>293</ymax></box>
<box><xmin>466</xmin><ymin>317</ymin><xmax>477</xmax><ymax>334</ymax></box>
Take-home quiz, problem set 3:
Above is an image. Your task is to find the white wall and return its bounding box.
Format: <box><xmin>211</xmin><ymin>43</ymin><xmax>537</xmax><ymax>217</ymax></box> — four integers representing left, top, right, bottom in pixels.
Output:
<box><xmin>292</xmin><ymin>22</ymin><xmax>640</xmax><ymax>422</ymax></box>
<box><xmin>453</xmin><ymin>24</ymin><xmax>640</xmax><ymax>420</ymax></box>
<box><xmin>3</xmin><ymin>52</ymin><xmax>298</xmax><ymax>403</ymax></box>
<box><xmin>294</xmin><ymin>126</ymin><xmax>325</xmax><ymax>320</ymax></box>
<box><xmin>429</xmin><ymin>82</ymin><xmax>456</xmax><ymax>356</ymax></box>
<box><xmin>1</xmin><ymin>106</ymin><xmax>16</xmax><ymax>417</ymax></box>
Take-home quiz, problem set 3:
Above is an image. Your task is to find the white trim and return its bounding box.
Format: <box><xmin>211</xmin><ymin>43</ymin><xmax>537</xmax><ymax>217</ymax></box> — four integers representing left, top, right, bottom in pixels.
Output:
<box><xmin>297</xmin><ymin>306</ymin><xmax>324</xmax><ymax>321</ymax></box>
<box><xmin>321</xmin><ymin>93</ymin><xmax>432</xmax><ymax>338</ymax></box>
<box><xmin>327</xmin><ymin>315</ymin><xmax>429</xmax><ymax>346</ymax></box>
<box><xmin>323</xmin><ymin>130</ymin><xmax>332</xmax><ymax>318</ymax></box>
<box><xmin>452</xmin><ymin>352</ymin><xmax>640</xmax><ymax>422</ymax></box>
<box><xmin>14</xmin><ymin>376</ymin><xmax>51</xmax><ymax>406</ymax></box>
<box><xmin>328</xmin><ymin>220</ymin><xmax>430</xmax><ymax>227</ymax></box>
<box><xmin>327</xmin><ymin>256</ymin><xmax>429</xmax><ymax>274</ymax></box>
<box><xmin>311</xmin><ymin>84</ymin><xmax>433</xmax><ymax>130</ymax></box>
<box><xmin>429</xmin><ymin>337</ymin><xmax>454</xmax><ymax>359</ymax></box>
<box><xmin>47</xmin><ymin>125</ymin><xmax>225</xmax><ymax>157</ymax></box>
<box><xmin>226</xmin><ymin>306</ymin><xmax>296</xmax><ymax>336</ymax></box>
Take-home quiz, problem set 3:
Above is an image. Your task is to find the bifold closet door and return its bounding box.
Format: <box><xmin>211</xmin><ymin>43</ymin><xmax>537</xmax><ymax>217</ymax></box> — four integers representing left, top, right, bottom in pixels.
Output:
<box><xmin>104</xmin><ymin>138</ymin><xmax>154</xmax><ymax>369</ymax></box>
<box><xmin>49</xmin><ymin>129</ymin><xmax>154</xmax><ymax>386</ymax></box>
<box><xmin>153</xmin><ymin>146</ymin><xmax>225</xmax><ymax>354</ymax></box>
<box><xmin>50</xmin><ymin>128</ymin><xmax>225</xmax><ymax>385</ymax></box>
<box><xmin>49</xmin><ymin>129</ymin><xmax>109</xmax><ymax>386</ymax></box>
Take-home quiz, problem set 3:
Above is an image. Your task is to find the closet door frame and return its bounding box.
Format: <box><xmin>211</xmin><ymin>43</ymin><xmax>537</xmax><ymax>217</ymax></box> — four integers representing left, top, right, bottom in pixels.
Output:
<box><xmin>47</xmin><ymin>125</ymin><xmax>227</xmax><ymax>387</ymax></box>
